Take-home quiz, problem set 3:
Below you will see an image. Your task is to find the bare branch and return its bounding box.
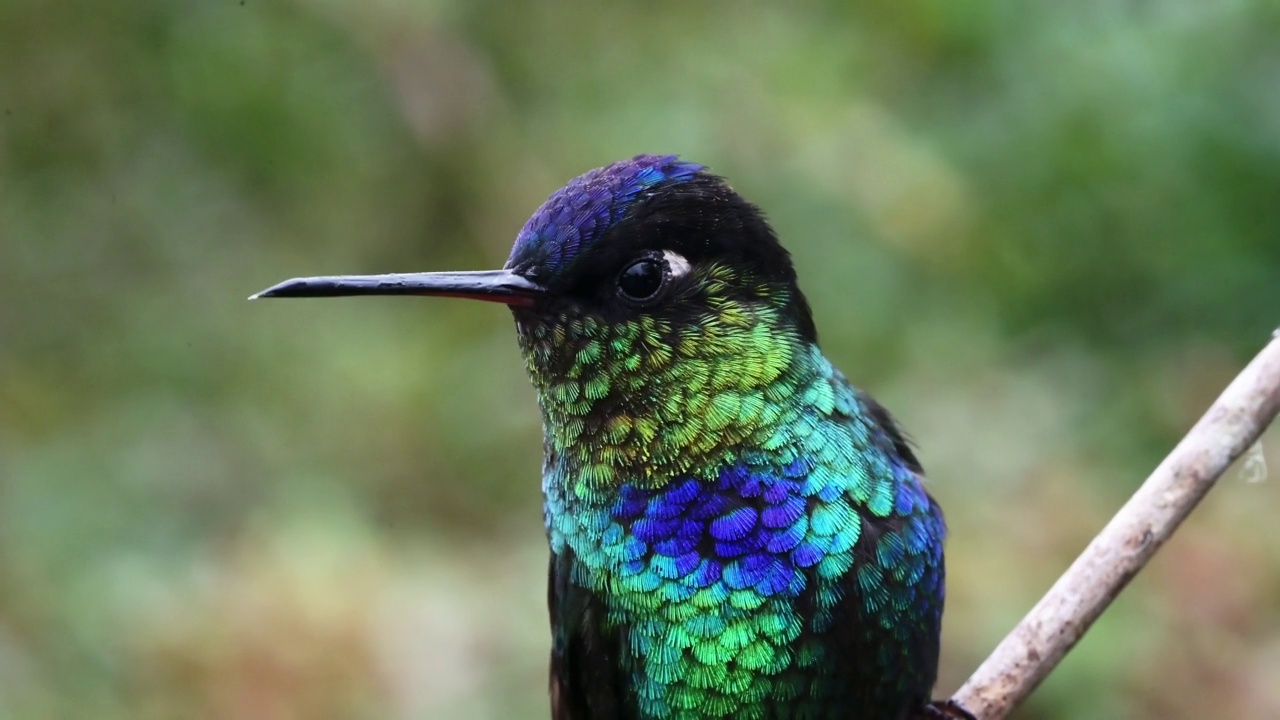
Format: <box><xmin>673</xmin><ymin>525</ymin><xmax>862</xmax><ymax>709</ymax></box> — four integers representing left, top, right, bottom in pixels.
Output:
<box><xmin>951</xmin><ymin>330</ymin><xmax>1280</xmax><ymax>719</ymax></box>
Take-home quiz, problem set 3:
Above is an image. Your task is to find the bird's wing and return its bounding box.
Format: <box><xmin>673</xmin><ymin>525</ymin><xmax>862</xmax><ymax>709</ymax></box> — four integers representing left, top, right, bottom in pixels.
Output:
<box><xmin>814</xmin><ymin>390</ymin><xmax>947</xmax><ymax>712</ymax></box>
<box><xmin>548</xmin><ymin>548</ymin><xmax>632</xmax><ymax>720</ymax></box>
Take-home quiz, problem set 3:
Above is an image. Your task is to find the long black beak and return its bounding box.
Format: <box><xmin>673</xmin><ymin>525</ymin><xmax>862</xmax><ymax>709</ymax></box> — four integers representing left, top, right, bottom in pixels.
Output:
<box><xmin>249</xmin><ymin>269</ymin><xmax>545</xmax><ymax>307</ymax></box>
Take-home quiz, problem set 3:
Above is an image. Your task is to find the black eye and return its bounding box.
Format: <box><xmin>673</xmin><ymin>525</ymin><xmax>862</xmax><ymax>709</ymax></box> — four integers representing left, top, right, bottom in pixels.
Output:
<box><xmin>617</xmin><ymin>257</ymin><xmax>666</xmax><ymax>302</ymax></box>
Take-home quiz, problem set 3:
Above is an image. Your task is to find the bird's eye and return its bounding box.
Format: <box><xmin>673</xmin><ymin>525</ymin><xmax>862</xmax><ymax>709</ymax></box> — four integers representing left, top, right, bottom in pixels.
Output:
<box><xmin>617</xmin><ymin>257</ymin><xmax>667</xmax><ymax>303</ymax></box>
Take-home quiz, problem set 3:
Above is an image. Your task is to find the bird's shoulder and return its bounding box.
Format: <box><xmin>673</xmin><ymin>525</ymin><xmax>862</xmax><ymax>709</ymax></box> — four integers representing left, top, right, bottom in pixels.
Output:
<box><xmin>795</xmin><ymin>361</ymin><xmax>936</xmax><ymax>520</ymax></box>
<box><xmin>801</xmin><ymin>370</ymin><xmax>946</xmax><ymax>710</ymax></box>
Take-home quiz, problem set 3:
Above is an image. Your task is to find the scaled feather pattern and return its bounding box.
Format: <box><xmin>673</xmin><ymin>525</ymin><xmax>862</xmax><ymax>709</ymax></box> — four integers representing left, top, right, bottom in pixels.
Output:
<box><xmin>510</xmin><ymin>156</ymin><xmax>948</xmax><ymax>719</ymax></box>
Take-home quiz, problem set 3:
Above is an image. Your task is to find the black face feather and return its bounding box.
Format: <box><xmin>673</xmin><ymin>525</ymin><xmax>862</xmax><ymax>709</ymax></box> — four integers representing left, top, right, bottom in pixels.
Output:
<box><xmin>514</xmin><ymin>172</ymin><xmax>820</xmax><ymax>344</ymax></box>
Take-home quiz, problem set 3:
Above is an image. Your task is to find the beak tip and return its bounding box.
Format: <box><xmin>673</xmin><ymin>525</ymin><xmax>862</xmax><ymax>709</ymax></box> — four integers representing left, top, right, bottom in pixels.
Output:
<box><xmin>249</xmin><ymin>279</ymin><xmax>302</xmax><ymax>300</ymax></box>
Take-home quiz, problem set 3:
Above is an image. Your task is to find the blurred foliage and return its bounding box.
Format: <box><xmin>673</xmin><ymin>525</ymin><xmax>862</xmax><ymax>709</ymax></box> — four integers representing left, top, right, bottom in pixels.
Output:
<box><xmin>3</xmin><ymin>1</ymin><xmax>1280</xmax><ymax>718</ymax></box>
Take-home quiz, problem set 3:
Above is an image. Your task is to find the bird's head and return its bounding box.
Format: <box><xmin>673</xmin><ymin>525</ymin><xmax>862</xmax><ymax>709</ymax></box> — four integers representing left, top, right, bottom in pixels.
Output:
<box><xmin>255</xmin><ymin>155</ymin><xmax>821</xmax><ymax>487</ymax></box>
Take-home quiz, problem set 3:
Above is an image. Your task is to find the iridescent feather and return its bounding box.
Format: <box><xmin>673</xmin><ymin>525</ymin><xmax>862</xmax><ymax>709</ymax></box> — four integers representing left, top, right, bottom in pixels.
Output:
<box><xmin>511</xmin><ymin>156</ymin><xmax>947</xmax><ymax>719</ymax></box>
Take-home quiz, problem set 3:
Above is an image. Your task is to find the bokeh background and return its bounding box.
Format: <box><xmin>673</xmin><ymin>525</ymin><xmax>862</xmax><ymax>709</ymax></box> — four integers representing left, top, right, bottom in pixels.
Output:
<box><xmin>4</xmin><ymin>1</ymin><xmax>1280</xmax><ymax>718</ymax></box>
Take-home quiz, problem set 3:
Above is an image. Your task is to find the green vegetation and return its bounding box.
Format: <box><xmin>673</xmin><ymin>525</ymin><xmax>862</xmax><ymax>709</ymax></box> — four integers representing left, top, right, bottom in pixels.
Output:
<box><xmin>3</xmin><ymin>1</ymin><xmax>1279</xmax><ymax>718</ymax></box>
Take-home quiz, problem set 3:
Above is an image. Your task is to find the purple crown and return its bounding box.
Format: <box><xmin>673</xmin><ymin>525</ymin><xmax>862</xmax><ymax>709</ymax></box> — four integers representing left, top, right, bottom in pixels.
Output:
<box><xmin>506</xmin><ymin>155</ymin><xmax>704</xmax><ymax>273</ymax></box>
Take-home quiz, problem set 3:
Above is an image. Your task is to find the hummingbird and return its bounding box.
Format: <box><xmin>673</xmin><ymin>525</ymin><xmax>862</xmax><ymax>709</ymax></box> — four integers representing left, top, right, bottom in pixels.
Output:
<box><xmin>253</xmin><ymin>155</ymin><xmax>957</xmax><ymax>720</ymax></box>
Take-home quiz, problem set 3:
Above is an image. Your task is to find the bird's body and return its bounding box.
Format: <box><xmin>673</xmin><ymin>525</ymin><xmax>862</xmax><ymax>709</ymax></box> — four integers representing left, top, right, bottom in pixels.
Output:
<box><xmin>254</xmin><ymin>155</ymin><xmax>950</xmax><ymax>720</ymax></box>
<box><xmin>511</xmin><ymin>157</ymin><xmax>946</xmax><ymax>720</ymax></box>
<box><xmin>539</xmin><ymin>345</ymin><xmax>944</xmax><ymax>719</ymax></box>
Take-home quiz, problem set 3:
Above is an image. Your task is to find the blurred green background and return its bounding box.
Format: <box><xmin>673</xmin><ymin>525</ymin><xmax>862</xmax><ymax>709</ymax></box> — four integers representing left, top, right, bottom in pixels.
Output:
<box><xmin>3</xmin><ymin>1</ymin><xmax>1280</xmax><ymax>718</ymax></box>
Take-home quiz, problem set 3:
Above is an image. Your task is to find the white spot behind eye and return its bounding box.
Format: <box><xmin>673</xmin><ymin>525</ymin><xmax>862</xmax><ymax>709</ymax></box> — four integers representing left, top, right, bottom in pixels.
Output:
<box><xmin>663</xmin><ymin>250</ymin><xmax>691</xmax><ymax>280</ymax></box>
